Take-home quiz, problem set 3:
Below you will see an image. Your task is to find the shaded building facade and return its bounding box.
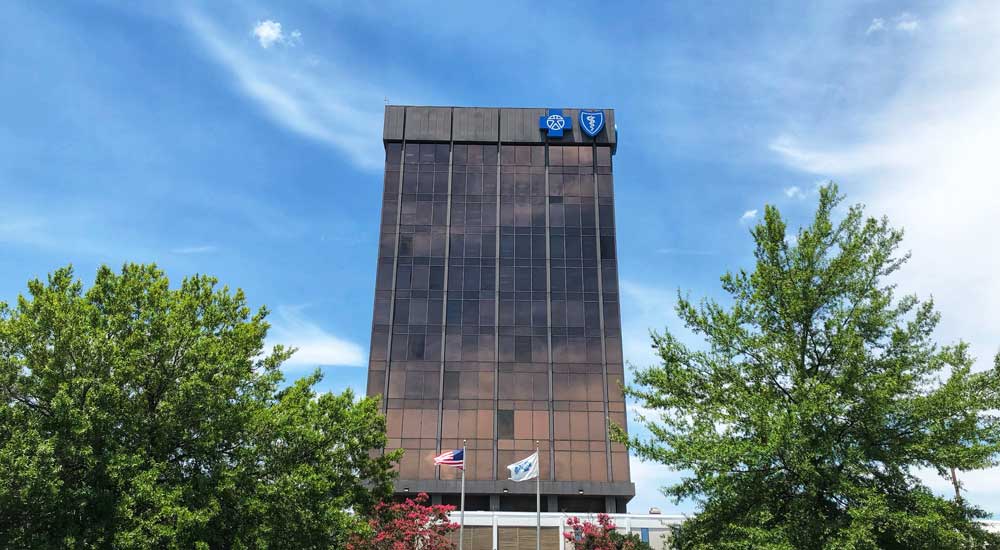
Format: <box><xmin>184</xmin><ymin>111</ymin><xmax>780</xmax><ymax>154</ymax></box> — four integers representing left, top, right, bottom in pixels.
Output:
<box><xmin>367</xmin><ymin>106</ymin><xmax>632</xmax><ymax>513</ymax></box>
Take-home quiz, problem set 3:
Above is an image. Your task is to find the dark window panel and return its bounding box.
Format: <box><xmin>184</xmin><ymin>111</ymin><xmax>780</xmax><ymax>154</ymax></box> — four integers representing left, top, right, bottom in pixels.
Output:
<box><xmin>601</xmin><ymin>264</ymin><xmax>618</xmax><ymax>290</ymax></box>
<box><xmin>499</xmin><ymin>266</ymin><xmax>515</xmax><ymax>291</ymax></box>
<box><xmin>394</xmin><ymin>298</ymin><xmax>410</xmax><ymax>325</ymax></box>
<box><xmin>453</xmin><ymin>144</ymin><xmax>467</xmax><ymax>164</ymax></box>
<box><xmin>499</xmin><ymin>335</ymin><xmax>515</xmax><ymax>362</ymax></box>
<box><xmin>370</xmin><ymin>332</ymin><xmax>388</xmax><ymax>361</ymax></box>
<box><xmin>411</xmin><ymin>265</ymin><xmax>429</xmax><ymax>289</ymax></box>
<box><xmin>565</xmin><ymin>268</ymin><xmax>583</xmax><ymax>292</ymax></box>
<box><xmin>427</xmin><ymin>299</ymin><xmax>444</xmax><ymax>326</ymax></box>
<box><xmin>448</xmin><ymin>267</ymin><xmax>464</xmax><ymax>291</ymax></box>
<box><xmin>429</xmin><ymin>266</ymin><xmax>445</xmax><ymax>290</ymax></box>
<box><xmin>603</xmin><ymin>301</ymin><xmax>620</xmax><ymax>329</ymax></box>
<box><xmin>402</xmin><ymin>171</ymin><xmax>418</xmax><ymax>194</ymax></box>
<box><xmin>585</xmin><ymin>302</ymin><xmax>600</xmax><ymax>329</ymax></box>
<box><xmin>464</xmin><ymin>267</ymin><xmax>480</xmax><ymax>291</ymax></box>
<box><xmin>375</xmin><ymin>262</ymin><xmax>393</xmax><ymax>290</ymax></box>
<box><xmin>549</xmin><ymin>146</ymin><xmax>563</xmax><ymax>166</ymax></box>
<box><xmin>501</xmin><ymin>145</ymin><xmax>515</xmax><ymax>164</ymax></box>
<box><xmin>565</xmin><ymin>235</ymin><xmax>582</xmax><ymax>258</ymax></box>
<box><xmin>532</xmin><ymin>301</ymin><xmax>547</xmax><ymax>326</ymax></box>
<box><xmin>549</xmin><ymin>235</ymin><xmax>564</xmax><ymax>259</ymax></box>
<box><xmin>481</xmin><ymin>268</ymin><xmax>496</xmax><ymax>291</ymax></box>
<box><xmin>500</xmin><ymin>235</ymin><xmax>515</xmax><ymax>258</ymax></box>
<box><xmin>551</xmin><ymin>300</ymin><xmax>566</xmax><ymax>327</ymax></box>
<box><xmin>386</xmin><ymin>143</ymin><xmax>402</xmax><ymax>165</ymax></box>
<box><xmin>549</xmin><ymin>174</ymin><xmax>563</xmax><ymax>197</ymax></box>
<box><xmin>425</xmin><ymin>334</ymin><xmax>442</xmax><ymax>362</ymax></box>
<box><xmin>468</xmin><ymin>144</ymin><xmax>483</xmax><ymax>164</ymax></box>
<box><xmin>497</xmin><ymin>410</ymin><xmax>514</xmax><ymax>439</ymax></box>
<box><xmin>479</xmin><ymin>299</ymin><xmax>495</xmax><ymax>325</ymax></box>
<box><xmin>398</xmin><ymin>235</ymin><xmax>413</xmax><ymax>257</ymax></box>
<box><xmin>515</xmin><ymin>145</ymin><xmax>530</xmax><ymax>165</ymax></box>
<box><xmin>418</xmin><ymin>172</ymin><xmax>434</xmax><ymax>194</ymax></box>
<box><xmin>462</xmin><ymin>300</ymin><xmax>480</xmax><ymax>325</ymax></box>
<box><xmin>596</xmin><ymin>146</ymin><xmax>612</xmax><ymax>166</ymax></box>
<box><xmin>566</xmin><ymin>300</ymin><xmax>585</xmax><ymax>328</ymax></box>
<box><xmin>499</xmin><ymin>300</ymin><xmax>515</xmax><ymax>326</ymax></box>
<box><xmin>447</xmin><ymin>300</ymin><xmax>463</xmax><ymax>325</ymax></box>
<box><xmin>408</xmin><ymin>299</ymin><xmax>428</xmax><ymax>325</ymax></box>
<box><xmin>483</xmin><ymin>144</ymin><xmax>498</xmax><ymax>163</ymax></box>
<box><xmin>407</xmin><ymin>335</ymin><xmax>425</xmax><ymax>360</ymax></box>
<box><xmin>390</xmin><ymin>336</ymin><xmax>407</xmax><ymax>361</ymax></box>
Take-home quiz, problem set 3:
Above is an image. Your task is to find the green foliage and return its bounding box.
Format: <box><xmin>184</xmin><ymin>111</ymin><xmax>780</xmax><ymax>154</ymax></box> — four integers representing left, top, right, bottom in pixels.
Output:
<box><xmin>0</xmin><ymin>264</ymin><xmax>400</xmax><ymax>549</ymax></box>
<box><xmin>618</xmin><ymin>185</ymin><xmax>1000</xmax><ymax>549</ymax></box>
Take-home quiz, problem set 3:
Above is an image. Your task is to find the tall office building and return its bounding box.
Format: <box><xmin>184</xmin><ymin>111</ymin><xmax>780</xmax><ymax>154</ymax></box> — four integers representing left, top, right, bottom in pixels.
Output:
<box><xmin>367</xmin><ymin>106</ymin><xmax>632</xmax><ymax>513</ymax></box>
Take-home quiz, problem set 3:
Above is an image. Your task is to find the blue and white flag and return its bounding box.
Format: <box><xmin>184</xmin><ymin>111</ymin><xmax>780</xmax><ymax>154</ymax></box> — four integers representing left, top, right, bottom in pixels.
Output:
<box><xmin>506</xmin><ymin>452</ymin><xmax>539</xmax><ymax>482</ymax></box>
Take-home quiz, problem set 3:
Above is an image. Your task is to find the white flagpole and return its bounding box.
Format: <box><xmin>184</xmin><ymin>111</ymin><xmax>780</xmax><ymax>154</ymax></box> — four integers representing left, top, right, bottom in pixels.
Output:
<box><xmin>459</xmin><ymin>440</ymin><xmax>466</xmax><ymax>550</ymax></box>
<box><xmin>536</xmin><ymin>441</ymin><xmax>540</xmax><ymax>550</ymax></box>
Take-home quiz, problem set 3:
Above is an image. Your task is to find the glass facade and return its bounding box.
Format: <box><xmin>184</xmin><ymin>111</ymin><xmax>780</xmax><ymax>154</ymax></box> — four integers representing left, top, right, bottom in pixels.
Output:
<box><xmin>369</xmin><ymin>106</ymin><xmax>632</xmax><ymax>512</ymax></box>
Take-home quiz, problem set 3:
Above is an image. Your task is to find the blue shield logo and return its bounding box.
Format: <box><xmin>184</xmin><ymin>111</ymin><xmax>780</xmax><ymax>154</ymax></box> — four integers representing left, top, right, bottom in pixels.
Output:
<box><xmin>539</xmin><ymin>109</ymin><xmax>572</xmax><ymax>138</ymax></box>
<box><xmin>579</xmin><ymin>110</ymin><xmax>605</xmax><ymax>137</ymax></box>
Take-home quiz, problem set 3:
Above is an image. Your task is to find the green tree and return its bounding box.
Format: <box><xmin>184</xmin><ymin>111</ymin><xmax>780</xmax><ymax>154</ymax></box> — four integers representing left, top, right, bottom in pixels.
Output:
<box><xmin>619</xmin><ymin>186</ymin><xmax>1000</xmax><ymax>549</ymax></box>
<box><xmin>0</xmin><ymin>264</ymin><xmax>400</xmax><ymax>549</ymax></box>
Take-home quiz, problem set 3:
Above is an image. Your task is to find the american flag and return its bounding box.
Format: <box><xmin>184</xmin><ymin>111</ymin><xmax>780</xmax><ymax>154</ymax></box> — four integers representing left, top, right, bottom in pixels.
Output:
<box><xmin>433</xmin><ymin>449</ymin><xmax>464</xmax><ymax>469</ymax></box>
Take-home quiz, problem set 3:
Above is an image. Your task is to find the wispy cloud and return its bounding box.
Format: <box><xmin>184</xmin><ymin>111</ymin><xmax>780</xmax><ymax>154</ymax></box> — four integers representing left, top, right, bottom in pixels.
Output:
<box><xmin>866</xmin><ymin>18</ymin><xmax>885</xmax><ymax>35</ymax></box>
<box><xmin>770</xmin><ymin>0</ymin><xmax>1000</xmax><ymax>512</ymax></box>
<box><xmin>895</xmin><ymin>13</ymin><xmax>920</xmax><ymax>33</ymax></box>
<box><xmin>268</xmin><ymin>306</ymin><xmax>366</xmax><ymax>369</ymax></box>
<box><xmin>783</xmin><ymin>186</ymin><xmax>806</xmax><ymax>199</ymax></box>
<box><xmin>171</xmin><ymin>245</ymin><xmax>217</xmax><ymax>254</ymax></box>
<box><xmin>866</xmin><ymin>13</ymin><xmax>920</xmax><ymax>35</ymax></box>
<box><xmin>740</xmin><ymin>209</ymin><xmax>758</xmax><ymax>222</ymax></box>
<box><xmin>182</xmin><ymin>10</ymin><xmax>383</xmax><ymax>170</ymax></box>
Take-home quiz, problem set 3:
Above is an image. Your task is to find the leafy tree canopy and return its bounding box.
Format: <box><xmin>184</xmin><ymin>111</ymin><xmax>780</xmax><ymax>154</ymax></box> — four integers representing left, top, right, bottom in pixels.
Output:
<box><xmin>620</xmin><ymin>186</ymin><xmax>1000</xmax><ymax>549</ymax></box>
<box><xmin>0</xmin><ymin>264</ymin><xmax>399</xmax><ymax>549</ymax></box>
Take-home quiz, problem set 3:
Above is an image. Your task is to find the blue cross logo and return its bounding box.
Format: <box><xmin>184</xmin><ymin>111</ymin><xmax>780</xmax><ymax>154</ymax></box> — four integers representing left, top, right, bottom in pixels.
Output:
<box><xmin>539</xmin><ymin>109</ymin><xmax>572</xmax><ymax>138</ymax></box>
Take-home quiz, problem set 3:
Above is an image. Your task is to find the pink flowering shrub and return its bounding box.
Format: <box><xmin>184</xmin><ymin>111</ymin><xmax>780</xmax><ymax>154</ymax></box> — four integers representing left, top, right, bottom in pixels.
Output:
<box><xmin>564</xmin><ymin>514</ymin><xmax>652</xmax><ymax>550</ymax></box>
<box><xmin>347</xmin><ymin>493</ymin><xmax>458</xmax><ymax>550</ymax></box>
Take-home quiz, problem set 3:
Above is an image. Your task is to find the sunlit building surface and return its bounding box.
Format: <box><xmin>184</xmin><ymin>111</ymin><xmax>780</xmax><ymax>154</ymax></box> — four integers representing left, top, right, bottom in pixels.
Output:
<box><xmin>367</xmin><ymin>106</ymin><xmax>633</xmax><ymax>515</ymax></box>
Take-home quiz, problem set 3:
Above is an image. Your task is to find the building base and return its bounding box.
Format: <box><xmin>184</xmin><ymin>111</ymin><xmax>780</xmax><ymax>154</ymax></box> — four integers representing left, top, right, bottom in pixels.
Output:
<box><xmin>393</xmin><ymin>479</ymin><xmax>635</xmax><ymax>513</ymax></box>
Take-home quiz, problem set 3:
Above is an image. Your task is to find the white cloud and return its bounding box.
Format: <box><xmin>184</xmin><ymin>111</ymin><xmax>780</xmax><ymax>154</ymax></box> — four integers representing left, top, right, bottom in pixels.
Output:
<box><xmin>866</xmin><ymin>17</ymin><xmax>885</xmax><ymax>35</ymax></box>
<box><xmin>783</xmin><ymin>185</ymin><xmax>806</xmax><ymax>199</ymax></box>
<box><xmin>251</xmin><ymin>20</ymin><xmax>301</xmax><ymax>49</ymax></box>
<box><xmin>770</xmin><ymin>0</ymin><xmax>1000</xmax><ymax>512</ymax></box>
<box><xmin>740</xmin><ymin>209</ymin><xmax>758</xmax><ymax>222</ymax></box>
<box><xmin>895</xmin><ymin>13</ymin><xmax>920</xmax><ymax>33</ymax></box>
<box><xmin>183</xmin><ymin>10</ymin><xmax>383</xmax><ymax>169</ymax></box>
<box><xmin>171</xmin><ymin>245</ymin><xmax>217</xmax><ymax>254</ymax></box>
<box><xmin>268</xmin><ymin>306</ymin><xmax>366</xmax><ymax>369</ymax></box>
<box><xmin>252</xmin><ymin>20</ymin><xmax>284</xmax><ymax>48</ymax></box>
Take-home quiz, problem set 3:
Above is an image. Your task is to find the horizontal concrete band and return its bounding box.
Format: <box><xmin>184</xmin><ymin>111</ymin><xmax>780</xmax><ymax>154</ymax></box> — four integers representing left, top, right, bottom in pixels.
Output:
<box><xmin>384</xmin><ymin>105</ymin><xmax>617</xmax><ymax>148</ymax></box>
<box><xmin>393</xmin><ymin>479</ymin><xmax>636</xmax><ymax>498</ymax></box>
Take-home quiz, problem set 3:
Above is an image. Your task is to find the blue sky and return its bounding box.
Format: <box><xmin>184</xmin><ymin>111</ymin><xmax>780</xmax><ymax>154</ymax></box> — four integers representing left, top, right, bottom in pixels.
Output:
<box><xmin>2</xmin><ymin>0</ymin><xmax>999</xmax><ymax>516</ymax></box>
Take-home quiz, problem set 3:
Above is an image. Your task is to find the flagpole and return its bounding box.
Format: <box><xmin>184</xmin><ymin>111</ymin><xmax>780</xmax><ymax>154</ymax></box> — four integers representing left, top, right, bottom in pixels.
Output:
<box><xmin>459</xmin><ymin>439</ymin><xmax>466</xmax><ymax>550</ymax></box>
<box><xmin>536</xmin><ymin>440</ymin><xmax>540</xmax><ymax>550</ymax></box>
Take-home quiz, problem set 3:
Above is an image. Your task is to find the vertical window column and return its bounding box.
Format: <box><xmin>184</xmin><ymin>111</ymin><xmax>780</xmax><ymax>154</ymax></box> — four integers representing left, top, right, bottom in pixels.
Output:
<box><xmin>441</xmin><ymin>143</ymin><xmax>497</xmax><ymax>482</ymax></box>
<box><xmin>497</xmin><ymin>144</ymin><xmax>550</xmax><ymax>481</ymax></box>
